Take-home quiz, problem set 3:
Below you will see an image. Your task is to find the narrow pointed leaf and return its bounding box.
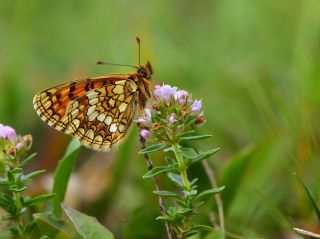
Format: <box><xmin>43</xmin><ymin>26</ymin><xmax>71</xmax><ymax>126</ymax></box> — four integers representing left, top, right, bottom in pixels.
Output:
<box><xmin>191</xmin><ymin>148</ymin><xmax>220</xmax><ymax>165</ymax></box>
<box><xmin>295</xmin><ymin>173</ymin><xmax>320</xmax><ymax>223</ymax></box>
<box><xmin>181</xmin><ymin>134</ymin><xmax>212</xmax><ymax>141</ymax></box>
<box><xmin>192</xmin><ymin>224</ymin><xmax>216</xmax><ymax>232</ymax></box>
<box><xmin>181</xmin><ymin>148</ymin><xmax>198</xmax><ymax>159</ymax></box>
<box><xmin>23</xmin><ymin>193</ymin><xmax>55</xmax><ymax>207</ymax></box>
<box><xmin>19</xmin><ymin>153</ymin><xmax>37</xmax><ymax>167</ymax></box>
<box><xmin>167</xmin><ymin>173</ymin><xmax>184</xmax><ymax>187</ymax></box>
<box><xmin>195</xmin><ymin>186</ymin><xmax>225</xmax><ymax>200</ymax></box>
<box><xmin>21</xmin><ymin>170</ymin><xmax>46</xmax><ymax>183</ymax></box>
<box><xmin>153</xmin><ymin>190</ymin><xmax>179</xmax><ymax>198</ymax></box>
<box><xmin>138</xmin><ymin>143</ymin><xmax>166</xmax><ymax>154</ymax></box>
<box><xmin>142</xmin><ymin>165</ymin><xmax>175</xmax><ymax>178</ymax></box>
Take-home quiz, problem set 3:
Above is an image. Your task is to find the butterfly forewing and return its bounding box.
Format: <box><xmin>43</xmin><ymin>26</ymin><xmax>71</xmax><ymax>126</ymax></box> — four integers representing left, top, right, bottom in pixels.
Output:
<box><xmin>33</xmin><ymin>75</ymin><xmax>141</xmax><ymax>151</ymax></box>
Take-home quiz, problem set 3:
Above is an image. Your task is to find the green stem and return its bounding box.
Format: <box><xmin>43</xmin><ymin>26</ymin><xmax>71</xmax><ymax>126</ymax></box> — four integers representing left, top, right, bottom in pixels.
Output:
<box><xmin>172</xmin><ymin>143</ymin><xmax>190</xmax><ymax>191</ymax></box>
<box><xmin>13</xmin><ymin>191</ymin><xmax>23</xmax><ymax>226</ymax></box>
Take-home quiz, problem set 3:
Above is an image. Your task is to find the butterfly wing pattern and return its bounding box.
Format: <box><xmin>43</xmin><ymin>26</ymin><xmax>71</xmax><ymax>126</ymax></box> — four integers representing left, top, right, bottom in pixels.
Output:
<box><xmin>33</xmin><ymin>62</ymin><xmax>153</xmax><ymax>151</ymax></box>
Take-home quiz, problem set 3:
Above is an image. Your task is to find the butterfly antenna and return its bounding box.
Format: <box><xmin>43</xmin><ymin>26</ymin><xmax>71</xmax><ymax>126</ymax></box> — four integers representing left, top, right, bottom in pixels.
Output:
<box><xmin>136</xmin><ymin>37</ymin><xmax>141</xmax><ymax>66</ymax></box>
<box><xmin>96</xmin><ymin>61</ymin><xmax>138</xmax><ymax>69</ymax></box>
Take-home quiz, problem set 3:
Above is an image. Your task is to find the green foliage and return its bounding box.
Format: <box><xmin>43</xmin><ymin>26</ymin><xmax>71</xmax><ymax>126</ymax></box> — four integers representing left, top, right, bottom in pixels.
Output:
<box><xmin>1</xmin><ymin>0</ymin><xmax>320</xmax><ymax>237</ymax></box>
<box><xmin>139</xmin><ymin>89</ymin><xmax>225</xmax><ymax>238</ymax></box>
<box><xmin>0</xmin><ymin>137</ymin><xmax>53</xmax><ymax>238</ymax></box>
<box><xmin>62</xmin><ymin>204</ymin><xmax>114</xmax><ymax>239</ymax></box>
<box><xmin>51</xmin><ymin>138</ymin><xmax>81</xmax><ymax>216</ymax></box>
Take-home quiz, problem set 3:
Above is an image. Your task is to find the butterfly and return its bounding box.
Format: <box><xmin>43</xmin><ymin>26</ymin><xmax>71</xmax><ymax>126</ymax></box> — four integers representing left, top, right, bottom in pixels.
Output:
<box><xmin>33</xmin><ymin>38</ymin><xmax>153</xmax><ymax>151</ymax></box>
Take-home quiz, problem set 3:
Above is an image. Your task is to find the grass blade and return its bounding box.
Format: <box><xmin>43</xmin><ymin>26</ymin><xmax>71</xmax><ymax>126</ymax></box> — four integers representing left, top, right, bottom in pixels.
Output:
<box><xmin>51</xmin><ymin>138</ymin><xmax>81</xmax><ymax>216</ymax></box>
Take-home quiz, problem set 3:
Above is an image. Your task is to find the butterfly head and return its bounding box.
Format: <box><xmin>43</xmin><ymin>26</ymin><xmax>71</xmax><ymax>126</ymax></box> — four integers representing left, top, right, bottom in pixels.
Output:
<box><xmin>137</xmin><ymin>61</ymin><xmax>153</xmax><ymax>80</ymax></box>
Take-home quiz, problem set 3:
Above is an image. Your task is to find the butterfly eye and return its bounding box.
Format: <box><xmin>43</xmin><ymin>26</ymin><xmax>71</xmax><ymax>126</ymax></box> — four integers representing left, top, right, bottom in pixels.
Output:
<box><xmin>138</xmin><ymin>68</ymin><xmax>148</xmax><ymax>78</ymax></box>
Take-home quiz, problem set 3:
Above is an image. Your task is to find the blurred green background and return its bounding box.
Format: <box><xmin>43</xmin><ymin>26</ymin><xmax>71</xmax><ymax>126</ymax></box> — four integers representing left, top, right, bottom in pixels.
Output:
<box><xmin>1</xmin><ymin>0</ymin><xmax>320</xmax><ymax>238</ymax></box>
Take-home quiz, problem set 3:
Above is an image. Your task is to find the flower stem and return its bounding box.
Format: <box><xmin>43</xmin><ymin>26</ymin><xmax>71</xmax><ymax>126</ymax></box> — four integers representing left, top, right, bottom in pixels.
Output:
<box><xmin>138</xmin><ymin>127</ymin><xmax>174</xmax><ymax>239</ymax></box>
<box><xmin>172</xmin><ymin>143</ymin><xmax>190</xmax><ymax>191</ymax></box>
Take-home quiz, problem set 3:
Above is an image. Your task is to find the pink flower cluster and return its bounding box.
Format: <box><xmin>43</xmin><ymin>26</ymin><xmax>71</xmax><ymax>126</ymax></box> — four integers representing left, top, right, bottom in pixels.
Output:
<box><xmin>135</xmin><ymin>84</ymin><xmax>204</xmax><ymax>139</ymax></box>
<box><xmin>0</xmin><ymin>123</ymin><xmax>32</xmax><ymax>155</ymax></box>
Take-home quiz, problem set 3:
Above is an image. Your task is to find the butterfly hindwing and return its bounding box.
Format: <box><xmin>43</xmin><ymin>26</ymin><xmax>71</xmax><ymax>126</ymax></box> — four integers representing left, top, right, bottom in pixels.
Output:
<box><xmin>33</xmin><ymin>76</ymin><xmax>139</xmax><ymax>151</ymax></box>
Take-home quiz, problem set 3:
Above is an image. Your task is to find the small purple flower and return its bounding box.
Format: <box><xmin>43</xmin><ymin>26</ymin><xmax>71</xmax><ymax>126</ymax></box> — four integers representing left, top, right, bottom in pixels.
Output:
<box><xmin>144</xmin><ymin>109</ymin><xmax>152</xmax><ymax>122</ymax></box>
<box><xmin>134</xmin><ymin>109</ymin><xmax>152</xmax><ymax>124</ymax></box>
<box><xmin>191</xmin><ymin>100</ymin><xmax>202</xmax><ymax>113</ymax></box>
<box><xmin>0</xmin><ymin>124</ymin><xmax>17</xmax><ymax>143</ymax></box>
<box><xmin>134</xmin><ymin>117</ymin><xmax>146</xmax><ymax>123</ymax></box>
<box><xmin>154</xmin><ymin>84</ymin><xmax>177</xmax><ymax>104</ymax></box>
<box><xmin>174</xmin><ymin>90</ymin><xmax>189</xmax><ymax>105</ymax></box>
<box><xmin>140</xmin><ymin>129</ymin><xmax>151</xmax><ymax>138</ymax></box>
<box><xmin>16</xmin><ymin>142</ymin><xmax>25</xmax><ymax>151</ymax></box>
<box><xmin>169</xmin><ymin>113</ymin><xmax>177</xmax><ymax>123</ymax></box>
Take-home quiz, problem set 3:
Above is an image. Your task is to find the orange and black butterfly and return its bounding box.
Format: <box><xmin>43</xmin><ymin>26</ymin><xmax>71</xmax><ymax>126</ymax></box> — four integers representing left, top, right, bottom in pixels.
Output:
<box><xmin>33</xmin><ymin>38</ymin><xmax>153</xmax><ymax>151</ymax></box>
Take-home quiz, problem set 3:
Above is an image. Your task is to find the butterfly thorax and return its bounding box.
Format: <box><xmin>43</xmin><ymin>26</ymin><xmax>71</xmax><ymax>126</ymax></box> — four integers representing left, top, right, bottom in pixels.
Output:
<box><xmin>134</xmin><ymin>61</ymin><xmax>153</xmax><ymax>110</ymax></box>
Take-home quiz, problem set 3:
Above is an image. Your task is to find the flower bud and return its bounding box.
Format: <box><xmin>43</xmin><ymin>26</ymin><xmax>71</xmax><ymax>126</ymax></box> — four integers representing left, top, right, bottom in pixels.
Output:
<box><xmin>140</xmin><ymin>129</ymin><xmax>151</xmax><ymax>138</ymax></box>
<box><xmin>195</xmin><ymin>115</ymin><xmax>205</xmax><ymax>125</ymax></box>
<box><xmin>16</xmin><ymin>142</ymin><xmax>25</xmax><ymax>151</ymax></box>
<box><xmin>169</xmin><ymin>113</ymin><xmax>177</xmax><ymax>123</ymax></box>
<box><xmin>151</xmin><ymin>102</ymin><xmax>160</xmax><ymax>111</ymax></box>
<box><xmin>23</xmin><ymin>134</ymin><xmax>33</xmax><ymax>150</ymax></box>
<box><xmin>181</xmin><ymin>106</ymin><xmax>189</xmax><ymax>117</ymax></box>
<box><xmin>152</xmin><ymin>123</ymin><xmax>162</xmax><ymax>131</ymax></box>
<box><xmin>9</xmin><ymin>147</ymin><xmax>16</xmax><ymax>158</ymax></box>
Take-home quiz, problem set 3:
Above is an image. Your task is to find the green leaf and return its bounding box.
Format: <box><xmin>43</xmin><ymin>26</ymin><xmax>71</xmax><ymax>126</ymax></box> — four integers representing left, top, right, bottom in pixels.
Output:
<box><xmin>19</xmin><ymin>153</ymin><xmax>37</xmax><ymax>167</ymax></box>
<box><xmin>142</xmin><ymin>165</ymin><xmax>175</xmax><ymax>178</ymax></box>
<box><xmin>9</xmin><ymin>186</ymin><xmax>27</xmax><ymax>192</ymax></box>
<box><xmin>181</xmin><ymin>147</ymin><xmax>198</xmax><ymax>159</ymax></box>
<box><xmin>156</xmin><ymin>215</ymin><xmax>175</xmax><ymax>221</ymax></box>
<box><xmin>295</xmin><ymin>173</ymin><xmax>320</xmax><ymax>223</ymax></box>
<box><xmin>183</xmin><ymin>190</ymin><xmax>197</xmax><ymax>197</ymax></box>
<box><xmin>190</xmin><ymin>178</ymin><xmax>199</xmax><ymax>186</ymax></box>
<box><xmin>10</xmin><ymin>168</ymin><xmax>23</xmax><ymax>174</ymax></box>
<box><xmin>195</xmin><ymin>186</ymin><xmax>225</xmax><ymax>200</ymax></box>
<box><xmin>192</xmin><ymin>224</ymin><xmax>216</xmax><ymax>232</ymax></box>
<box><xmin>191</xmin><ymin>148</ymin><xmax>220</xmax><ymax>165</ymax></box>
<box><xmin>62</xmin><ymin>204</ymin><xmax>115</xmax><ymax>239</ymax></box>
<box><xmin>51</xmin><ymin>138</ymin><xmax>81</xmax><ymax>216</ymax></box>
<box><xmin>23</xmin><ymin>193</ymin><xmax>55</xmax><ymax>207</ymax></box>
<box><xmin>167</xmin><ymin>173</ymin><xmax>184</xmax><ymax>187</ymax></box>
<box><xmin>180</xmin><ymin>134</ymin><xmax>212</xmax><ymax>141</ymax></box>
<box><xmin>164</xmin><ymin>156</ymin><xmax>175</xmax><ymax>165</ymax></box>
<box><xmin>138</xmin><ymin>143</ymin><xmax>166</xmax><ymax>154</ymax></box>
<box><xmin>21</xmin><ymin>170</ymin><xmax>46</xmax><ymax>184</ymax></box>
<box><xmin>34</xmin><ymin>212</ymin><xmax>80</xmax><ymax>238</ymax></box>
<box><xmin>153</xmin><ymin>190</ymin><xmax>179</xmax><ymax>198</ymax></box>
<box><xmin>177</xmin><ymin>130</ymin><xmax>195</xmax><ymax>137</ymax></box>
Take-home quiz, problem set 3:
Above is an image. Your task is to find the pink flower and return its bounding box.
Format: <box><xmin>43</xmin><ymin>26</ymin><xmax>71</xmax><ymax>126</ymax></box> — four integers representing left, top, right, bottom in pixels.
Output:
<box><xmin>134</xmin><ymin>109</ymin><xmax>152</xmax><ymax>124</ymax></box>
<box><xmin>154</xmin><ymin>84</ymin><xmax>177</xmax><ymax>104</ymax></box>
<box><xmin>174</xmin><ymin>90</ymin><xmax>189</xmax><ymax>105</ymax></box>
<box><xmin>16</xmin><ymin>142</ymin><xmax>25</xmax><ymax>150</ymax></box>
<box><xmin>191</xmin><ymin>100</ymin><xmax>202</xmax><ymax>113</ymax></box>
<box><xmin>0</xmin><ymin>124</ymin><xmax>17</xmax><ymax>143</ymax></box>
<box><xmin>169</xmin><ymin>113</ymin><xmax>177</xmax><ymax>123</ymax></box>
<box><xmin>140</xmin><ymin>129</ymin><xmax>151</xmax><ymax>138</ymax></box>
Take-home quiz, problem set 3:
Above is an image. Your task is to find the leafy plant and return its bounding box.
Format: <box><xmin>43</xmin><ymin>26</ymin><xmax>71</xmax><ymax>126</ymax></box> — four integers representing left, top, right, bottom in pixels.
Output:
<box><xmin>137</xmin><ymin>85</ymin><xmax>225</xmax><ymax>239</ymax></box>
